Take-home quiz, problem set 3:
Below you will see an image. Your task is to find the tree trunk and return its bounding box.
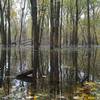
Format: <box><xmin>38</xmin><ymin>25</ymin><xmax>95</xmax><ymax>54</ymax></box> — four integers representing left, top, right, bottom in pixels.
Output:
<box><xmin>50</xmin><ymin>0</ymin><xmax>60</xmax><ymax>94</ymax></box>
<box><xmin>74</xmin><ymin>0</ymin><xmax>78</xmax><ymax>46</ymax></box>
<box><xmin>87</xmin><ymin>0</ymin><xmax>91</xmax><ymax>47</ymax></box>
<box><xmin>30</xmin><ymin>0</ymin><xmax>39</xmax><ymax>49</ymax></box>
<box><xmin>19</xmin><ymin>0</ymin><xmax>26</xmax><ymax>45</ymax></box>
<box><xmin>8</xmin><ymin>0</ymin><xmax>11</xmax><ymax>47</ymax></box>
<box><xmin>0</xmin><ymin>1</ymin><xmax>6</xmax><ymax>46</ymax></box>
<box><xmin>30</xmin><ymin>0</ymin><xmax>39</xmax><ymax>93</ymax></box>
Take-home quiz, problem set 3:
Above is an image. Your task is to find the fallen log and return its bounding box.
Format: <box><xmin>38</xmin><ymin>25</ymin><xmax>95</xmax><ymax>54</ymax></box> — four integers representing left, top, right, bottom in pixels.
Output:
<box><xmin>16</xmin><ymin>69</ymin><xmax>33</xmax><ymax>82</ymax></box>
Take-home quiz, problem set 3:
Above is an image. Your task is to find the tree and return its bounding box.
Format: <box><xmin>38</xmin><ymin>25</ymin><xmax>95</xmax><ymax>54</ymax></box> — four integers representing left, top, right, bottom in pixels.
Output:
<box><xmin>87</xmin><ymin>0</ymin><xmax>91</xmax><ymax>47</ymax></box>
<box><xmin>8</xmin><ymin>0</ymin><xmax>11</xmax><ymax>47</ymax></box>
<box><xmin>0</xmin><ymin>0</ymin><xmax>7</xmax><ymax>46</ymax></box>
<box><xmin>74</xmin><ymin>0</ymin><xmax>78</xmax><ymax>46</ymax></box>
<box><xmin>30</xmin><ymin>0</ymin><xmax>39</xmax><ymax>93</ymax></box>
<box><xmin>50</xmin><ymin>0</ymin><xmax>60</xmax><ymax>94</ymax></box>
<box><xmin>19</xmin><ymin>0</ymin><xmax>26</xmax><ymax>45</ymax></box>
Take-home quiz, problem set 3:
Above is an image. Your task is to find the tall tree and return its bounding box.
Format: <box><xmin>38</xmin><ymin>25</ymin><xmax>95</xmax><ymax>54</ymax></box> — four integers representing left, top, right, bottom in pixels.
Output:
<box><xmin>8</xmin><ymin>0</ymin><xmax>11</xmax><ymax>46</ymax></box>
<box><xmin>30</xmin><ymin>0</ymin><xmax>39</xmax><ymax>48</ymax></box>
<box><xmin>87</xmin><ymin>0</ymin><xmax>91</xmax><ymax>47</ymax></box>
<box><xmin>91</xmin><ymin>1</ymin><xmax>98</xmax><ymax>45</ymax></box>
<box><xmin>50</xmin><ymin>0</ymin><xmax>60</xmax><ymax>94</ymax></box>
<box><xmin>74</xmin><ymin>0</ymin><xmax>78</xmax><ymax>46</ymax></box>
<box><xmin>30</xmin><ymin>0</ymin><xmax>39</xmax><ymax>93</ymax></box>
<box><xmin>0</xmin><ymin>0</ymin><xmax>7</xmax><ymax>46</ymax></box>
<box><xmin>19</xmin><ymin>0</ymin><xmax>26</xmax><ymax>45</ymax></box>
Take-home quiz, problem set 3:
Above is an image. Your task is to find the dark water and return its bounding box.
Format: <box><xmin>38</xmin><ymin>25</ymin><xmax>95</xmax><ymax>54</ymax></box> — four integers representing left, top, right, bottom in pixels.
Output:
<box><xmin>0</xmin><ymin>47</ymin><xmax>100</xmax><ymax>100</ymax></box>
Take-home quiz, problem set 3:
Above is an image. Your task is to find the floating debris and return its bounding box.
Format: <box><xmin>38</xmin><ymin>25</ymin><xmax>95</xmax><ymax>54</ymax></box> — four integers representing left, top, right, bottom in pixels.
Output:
<box><xmin>42</xmin><ymin>75</ymin><xmax>47</xmax><ymax>78</ymax></box>
<box><xmin>26</xmin><ymin>96</ymin><xmax>33</xmax><ymax>99</ymax></box>
<box><xmin>56</xmin><ymin>95</ymin><xmax>66</xmax><ymax>100</ymax></box>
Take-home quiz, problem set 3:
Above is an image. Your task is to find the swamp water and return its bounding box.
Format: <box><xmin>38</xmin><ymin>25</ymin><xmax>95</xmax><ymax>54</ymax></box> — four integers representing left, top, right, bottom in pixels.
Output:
<box><xmin>0</xmin><ymin>47</ymin><xmax>100</xmax><ymax>100</ymax></box>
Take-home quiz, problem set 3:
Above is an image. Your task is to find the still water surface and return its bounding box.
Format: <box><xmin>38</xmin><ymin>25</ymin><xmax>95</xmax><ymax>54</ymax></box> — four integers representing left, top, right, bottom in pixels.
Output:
<box><xmin>0</xmin><ymin>47</ymin><xmax>100</xmax><ymax>100</ymax></box>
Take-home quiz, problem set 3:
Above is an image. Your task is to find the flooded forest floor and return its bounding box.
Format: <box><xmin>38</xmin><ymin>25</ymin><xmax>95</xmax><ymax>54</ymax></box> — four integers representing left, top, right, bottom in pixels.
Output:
<box><xmin>0</xmin><ymin>46</ymin><xmax>100</xmax><ymax>100</ymax></box>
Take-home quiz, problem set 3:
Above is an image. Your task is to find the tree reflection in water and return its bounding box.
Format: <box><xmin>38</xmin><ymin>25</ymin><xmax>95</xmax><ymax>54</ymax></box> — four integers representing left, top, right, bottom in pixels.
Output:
<box><xmin>0</xmin><ymin>48</ymin><xmax>6</xmax><ymax>88</ymax></box>
<box><xmin>50</xmin><ymin>50</ymin><xmax>59</xmax><ymax>97</ymax></box>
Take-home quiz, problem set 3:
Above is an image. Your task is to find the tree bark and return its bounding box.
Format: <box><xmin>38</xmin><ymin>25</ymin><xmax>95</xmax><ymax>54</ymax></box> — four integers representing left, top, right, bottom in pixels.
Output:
<box><xmin>8</xmin><ymin>0</ymin><xmax>11</xmax><ymax>47</ymax></box>
<box><xmin>87</xmin><ymin>0</ymin><xmax>91</xmax><ymax>47</ymax></box>
<box><xmin>0</xmin><ymin>1</ymin><xmax>6</xmax><ymax>46</ymax></box>
<box><xmin>50</xmin><ymin>0</ymin><xmax>60</xmax><ymax>94</ymax></box>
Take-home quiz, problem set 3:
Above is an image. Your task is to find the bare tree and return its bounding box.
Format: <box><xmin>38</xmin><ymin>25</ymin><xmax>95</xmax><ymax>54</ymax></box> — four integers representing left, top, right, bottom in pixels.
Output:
<box><xmin>8</xmin><ymin>0</ymin><xmax>11</xmax><ymax>47</ymax></box>
<box><xmin>50</xmin><ymin>0</ymin><xmax>60</xmax><ymax>94</ymax></box>
<box><xmin>0</xmin><ymin>0</ymin><xmax>7</xmax><ymax>46</ymax></box>
<box><xmin>87</xmin><ymin>0</ymin><xmax>91</xmax><ymax>47</ymax></box>
<box><xmin>19</xmin><ymin>0</ymin><xmax>26</xmax><ymax>45</ymax></box>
